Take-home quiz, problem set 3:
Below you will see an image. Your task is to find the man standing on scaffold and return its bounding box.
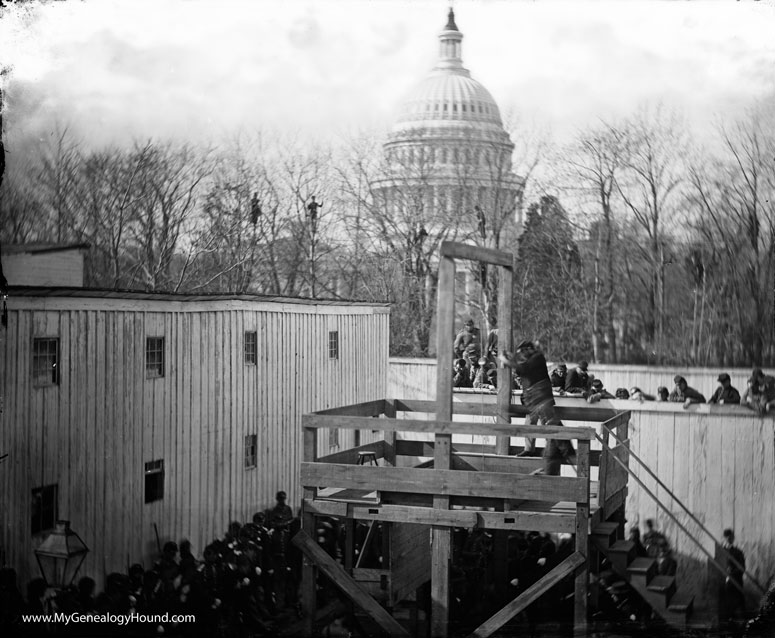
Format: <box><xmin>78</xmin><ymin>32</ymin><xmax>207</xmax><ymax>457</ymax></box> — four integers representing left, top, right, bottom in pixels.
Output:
<box><xmin>500</xmin><ymin>340</ymin><xmax>575</xmax><ymax>475</ymax></box>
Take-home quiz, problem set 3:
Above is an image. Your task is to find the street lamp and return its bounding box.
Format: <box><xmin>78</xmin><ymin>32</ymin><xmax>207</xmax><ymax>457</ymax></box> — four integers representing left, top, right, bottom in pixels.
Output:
<box><xmin>34</xmin><ymin>520</ymin><xmax>89</xmax><ymax>589</ymax></box>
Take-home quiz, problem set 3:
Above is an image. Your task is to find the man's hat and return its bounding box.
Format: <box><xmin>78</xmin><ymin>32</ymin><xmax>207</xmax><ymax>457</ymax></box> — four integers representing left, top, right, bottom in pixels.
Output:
<box><xmin>558</xmin><ymin>363</ymin><xmax>567</xmax><ymax>370</ymax></box>
<box><xmin>717</xmin><ymin>373</ymin><xmax>731</xmax><ymax>383</ymax></box>
<box><xmin>591</xmin><ymin>379</ymin><xmax>603</xmax><ymax>390</ymax></box>
<box><xmin>674</xmin><ymin>375</ymin><xmax>686</xmax><ymax>385</ymax></box>
<box><xmin>465</xmin><ymin>318</ymin><xmax>475</xmax><ymax>326</ymax></box>
<box><xmin>516</xmin><ymin>340</ymin><xmax>533</xmax><ymax>350</ymax></box>
<box><xmin>579</xmin><ymin>360</ymin><xmax>589</xmax><ymax>370</ymax></box>
<box><xmin>751</xmin><ymin>367</ymin><xmax>764</xmax><ymax>382</ymax></box>
<box><xmin>276</xmin><ymin>491</ymin><xmax>287</xmax><ymax>500</ymax></box>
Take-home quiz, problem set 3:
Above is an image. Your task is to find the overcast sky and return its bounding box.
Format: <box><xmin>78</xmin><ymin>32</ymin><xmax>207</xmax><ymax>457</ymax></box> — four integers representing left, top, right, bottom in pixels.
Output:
<box><xmin>2</xmin><ymin>0</ymin><xmax>775</xmax><ymax>153</ymax></box>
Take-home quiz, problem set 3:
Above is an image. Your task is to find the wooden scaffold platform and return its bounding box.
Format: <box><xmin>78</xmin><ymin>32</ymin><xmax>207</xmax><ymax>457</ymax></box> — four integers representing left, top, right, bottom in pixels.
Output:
<box><xmin>292</xmin><ymin>242</ymin><xmax>633</xmax><ymax>637</ymax></box>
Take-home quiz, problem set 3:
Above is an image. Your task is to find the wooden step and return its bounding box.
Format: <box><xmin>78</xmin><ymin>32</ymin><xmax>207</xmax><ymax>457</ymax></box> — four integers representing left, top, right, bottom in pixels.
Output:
<box><xmin>668</xmin><ymin>591</ymin><xmax>694</xmax><ymax>615</ymax></box>
<box><xmin>591</xmin><ymin>522</ymin><xmax>619</xmax><ymax>549</ymax></box>
<box><xmin>626</xmin><ymin>557</ymin><xmax>656</xmax><ymax>587</ymax></box>
<box><xmin>607</xmin><ymin>540</ymin><xmax>636</xmax><ymax>573</ymax></box>
<box><xmin>646</xmin><ymin>575</ymin><xmax>676</xmax><ymax>606</ymax></box>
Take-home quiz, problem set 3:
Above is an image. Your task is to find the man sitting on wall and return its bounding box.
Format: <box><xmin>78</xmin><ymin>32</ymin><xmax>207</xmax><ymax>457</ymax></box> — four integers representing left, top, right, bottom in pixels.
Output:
<box><xmin>549</xmin><ymin>363</ymin><xmax>567</xmax><ymax>391</ymax></box>
<box><xmin>587</xmin><ymin>378</ymin><xmax>615</xmax><ymax>403</ymax></box>
<box><xmin>747</xmin><ymin>368</ymin><xmax>775</xmax><ymax>415</ymax></box>
<box><xmin>565</xmin><ymin>360</ymin><xmax>590</xmax><ymax>394</ymax></box>
<box><xmin>709</xmin><ymin>373</ymin><xmax>741</xmax><ymax>405</ymax></box>
<box><xmin>454</xmin><ymin>319</ymin><xmax>481</xmax><ymax>361</ymax></box>
<box><xmin>668</xmin><ymin>375</ymin><xmax>706</xmax><ymax>408</ymax></box>
<box><xmin>500</xmin><ymin>340</ymin><xmax>575</xmax><ymax>474</ymax></box>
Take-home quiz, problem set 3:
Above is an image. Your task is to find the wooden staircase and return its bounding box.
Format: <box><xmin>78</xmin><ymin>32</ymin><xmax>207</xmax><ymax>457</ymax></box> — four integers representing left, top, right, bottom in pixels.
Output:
<box><xmin>592</xmin><ymin>521</ymin><xmax>695</xmax><ymax>629</ymax></box>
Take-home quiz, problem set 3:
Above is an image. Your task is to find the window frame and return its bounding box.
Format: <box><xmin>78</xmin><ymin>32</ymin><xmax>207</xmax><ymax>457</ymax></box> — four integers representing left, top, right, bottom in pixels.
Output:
<box><xmin>328</xmin><ymin>330</ymin><xmax>339</xmax><ymax>360</ymax></box>
<box><xmin>144</xmin><ymin>459</ymin><xmax>165</xmax><ymax>503</ymax></box>
<box><xmin>31</xmin><ymin>483</ymin><xmax>59</xmax><ymax>535</ymax></box>
<box><xmin>145</xmin><ymin>337</ymin><xmax>165</xmax><ymax>379</ymax></box>
<box><xmin>32</xmin><ymin>337</ymin><xmax>59</xmax><ymax>387</ymax></box>
<box><xmin>244</xmin><ymin>331</ymin><xmax>258</xmax><ymax>365</ymax></box>
<box><xmin>244</xmin><ymin>433</ymin><xmax>257</xmax><ymax>470</ymax></box>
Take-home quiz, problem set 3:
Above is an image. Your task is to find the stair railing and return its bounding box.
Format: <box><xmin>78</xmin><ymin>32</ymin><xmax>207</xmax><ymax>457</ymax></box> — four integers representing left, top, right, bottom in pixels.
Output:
<box><xmin>597</xmin><ymin>418</ymin><xmax>766</xmax><ymax>597</ymax></box>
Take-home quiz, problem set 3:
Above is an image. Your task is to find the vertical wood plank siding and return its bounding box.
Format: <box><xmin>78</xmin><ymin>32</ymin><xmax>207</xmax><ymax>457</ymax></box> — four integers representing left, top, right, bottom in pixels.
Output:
<box><xmin>387</xmin><ymin>358</ymin><xmax>775</xmax><ymax>606</ymax></box>
<box><xmin>0</xmin><ymin>296</ymin><xmax>388</xmax><ymax>590</ymax></box>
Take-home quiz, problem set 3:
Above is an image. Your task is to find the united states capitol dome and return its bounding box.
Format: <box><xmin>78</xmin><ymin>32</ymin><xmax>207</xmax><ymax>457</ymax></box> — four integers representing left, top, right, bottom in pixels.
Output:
<box><xmin>387</xmin><ymin>8</ymin><xmax>512</xmax><ymax>146</ymax></box>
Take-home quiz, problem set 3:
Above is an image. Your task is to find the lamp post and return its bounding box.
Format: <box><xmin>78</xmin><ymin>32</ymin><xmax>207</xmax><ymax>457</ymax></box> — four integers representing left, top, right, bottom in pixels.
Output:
<box><xmin>34</xmin><ymin>520</ymin><xmax>89</xmax><ymax>589</ymax></box>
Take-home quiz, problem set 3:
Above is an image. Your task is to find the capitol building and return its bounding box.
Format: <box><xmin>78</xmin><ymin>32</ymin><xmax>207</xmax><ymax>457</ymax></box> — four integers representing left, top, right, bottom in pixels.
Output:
<box><xmin>372</xmin><ymin>9</ymin><xmax>524</xmax><ymax>324</ymax></box>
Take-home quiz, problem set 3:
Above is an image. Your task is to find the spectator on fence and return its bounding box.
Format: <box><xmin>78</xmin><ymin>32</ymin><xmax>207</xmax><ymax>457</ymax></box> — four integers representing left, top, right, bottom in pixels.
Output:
<box><xmin>454</xmin><ymin>319</ymin><xmax>481</xmax><ymax>360</ymax></box>
<box><xmin>565</xmin><ymin>360</ymin><xmax>590</xmax><ymax>394</ymax></box>
<box><xmin>473</xmin><ymin>357</ymin><xmax>496</xmax><ymax>389</ymax></box>
<box><xmin>453</xmin><ymin>358</ymin><xmax>472</xmax><ymax>388</ymax></box>
<box><xmin>748</xmin><ymin>368</ymin><xmax>775</xmax><ymax>415</ymax></box>
<box><xmin>550</xmin><ymin>363</ymin><xmax>567</xmax><ymax>390</ymax></box>
<box><xmin>630</xmin><ymin>387</ymin><xmax>656</xmax><ymax>402</ymax></box>
<box><xmin>656</xmin><ymin>386</ymin><xmax>670</xmax><ymax>401</ymax></box>
<box><xmin>721</xmin><ymin>528</ymin><xmax>746</xmax><ymax>622</ymax></box>
<box><xmin>709</xmin><ymin>373</ymin><xmax>741</xmax><ymax>405</ymax></box>
<box><xmin>615</xmin><ymin>388</ymin><xmax>630</xmax><ymax>400</ymax></box>
<box><xmin>668</xmin><ymin>375</ymin><xmax>706</xmax><ymax>408</ymax></box>
<box><xmin>587</xmin><ymin>378</ymin><xmax>615</xmax><ymax>403</ymax></box>
<box><xmin>485</xmin><ymin>321</ymin><xmax>498</xmax><ymax>359</ymax></box>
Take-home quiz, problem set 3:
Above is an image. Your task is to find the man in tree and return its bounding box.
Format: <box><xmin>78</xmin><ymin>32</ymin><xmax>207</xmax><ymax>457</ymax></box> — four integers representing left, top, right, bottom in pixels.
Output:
<box><xmin>500</xmin><ymin>341</ymin><xmax>575</xmax><ymax>474</ymax></box>
<box><xmin>668</xmin><ymin>375</ymin><xmax>706</xmax><ymax>408</ymax></box>
<box><xmin>709</xmin><ymin>373</ymin><xmax>741</xmax><ymax>405</ymax></box>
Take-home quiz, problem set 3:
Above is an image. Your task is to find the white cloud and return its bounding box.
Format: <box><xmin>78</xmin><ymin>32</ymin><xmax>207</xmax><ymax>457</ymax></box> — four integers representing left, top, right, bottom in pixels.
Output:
<box><xmin>2</xmin><ymin>0</ymin><xmax>774</xmax><ymax>150</ymax></box>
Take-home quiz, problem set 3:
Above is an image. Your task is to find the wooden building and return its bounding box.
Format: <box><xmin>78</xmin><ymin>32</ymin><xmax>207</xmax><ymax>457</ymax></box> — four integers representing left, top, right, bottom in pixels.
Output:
<box><xmin>0</xmin><ymin>287</ymin><xmax>389</xmax><ymax>590</ymax></box>
<box><xmin>1</xmin><ymin>244</ymin><xmax>89</xmax><ymax>287</ymax></box>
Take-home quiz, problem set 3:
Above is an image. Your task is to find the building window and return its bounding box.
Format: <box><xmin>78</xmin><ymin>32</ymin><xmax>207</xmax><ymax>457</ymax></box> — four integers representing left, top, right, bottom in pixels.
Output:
<box><xmin>144</xmin><ymin>459</ymin><xmax>164</xmax><ymax>503</ymax></box>
<box><xmin>328</xmin><ymin>330</ymin><xmax>339</xmax><ymax>360</ymax></box>
<box><xmin>32</xmin><ymin>338</ymin><xmax>59</xmax><ymax>387</ymax></box>
<box><xmin>145</xmin><ymin>337</ymin><xmax>165</xmax><ymax>378</ymax></box>
<box><xmin>245</xmin><ymin>331</ymin><xmax>257</xmax><ymax>365</ymax></box>
<box><xmin>31</xmin><ymin>484</ymin><xmax>58</xmax><ymax>535</ymax></box>
<box><xmin>245</xmin><ymin>434</ymin><xmax>257</xmax><ymax>469</ymax></box>
<box><xmin>329</xmin><ymin>427</ymin><xmax>339</xmax><ymax>449</ymax></box>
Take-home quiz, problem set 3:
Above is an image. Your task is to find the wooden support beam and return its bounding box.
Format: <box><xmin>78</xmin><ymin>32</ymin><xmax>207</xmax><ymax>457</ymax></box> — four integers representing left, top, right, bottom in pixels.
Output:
<box><xmin>467</xmin><ymin>552</ymin><xmax>586</xmax><ymax>638</ymax></box>
<box><xmin>317</xmin><ymin>440</ymin><xmax>386</xmax><ymax>465</ymax></box>
<box><xmin>432</xmin><ymin>253</ymin><xmax>455</xmax><ymax>638</ymax></box>
<box><xmin>575</xmin><ymin>439</ymin><xmax>591</xmax><ymax>636</ymax></box>
<box><xmin>304</xmin><ymin>413</ymin><xmax>596</xmax><ymax>440</ymax></box>
<box><xmin>292</xmin><ymin>530</ymin><xmax>410</xmax><ymax>637</ymax></box>
<box><xmin>301</xmin><ymin>463</ymin><xmax>589</xmax><ymax>502</ymax></box>
<box><xmin>495</xmin><ymin>264</ymin><xmax>513</xmax><ymax>456</ymax></box>
<box><xmin>393</xmin><ymin>441</ymin><xmax>603</xmax><ymax>467</ymax></box>
<box><xmin>383</xmin><ymin>400</ymin><xmax>398</xmax><ymax>466</ymax></box>
<box><xmin>315</xmin><ymin>399</ymin><xmax>386</xmax><ymax>417</ymax></box>
<box><xmin>393</xmin><ymin>399</ymin><xmax>617</xmax><ymax>423</ymax></box>
<box><xmin>440</xmin><ymin>241</ymin><xmax>515</xmax><ymax>268</ymax></box>
<box><xmin>602</xmin><ymin>410</ymin><xmax>631</xmax><ymax>432</ymax></box>
<box><xmin>476</xmin><ymin>510</ymin><xmax>577</xmax><ymax>534</ymax></box>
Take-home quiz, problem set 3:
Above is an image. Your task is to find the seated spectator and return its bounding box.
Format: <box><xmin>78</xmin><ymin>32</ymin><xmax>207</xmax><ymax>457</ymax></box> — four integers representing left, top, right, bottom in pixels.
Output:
<box><xmin>668</xmin><ymin>375</ymin><xmax>706</xmax><ymax>408</ymax></box>
<box><xmin>587</xmin><ymin>378</ymin><xmax>614</xmax><ymax>403</ymax></box>
<box><xmin>709</xmin><ymin>373</ymin><xmax>741</xmax><ymax>405</ymax></box>
<box><xmin>550</xmin><ymin>363</ymin><xmax>567</xmax><ymax>390</ymax></box>
<box><xmin>643</xmin><ymin>519</ymin><xmax>670</xmax><ymax>558</ymax></box>
<box><xmin>565</xmin><ymin>360</ymin><xmax>590</xmax><ymax>394</ymax></box>
<box><xmin>656</xmin><ymin>386</ymin><xmax>669</xmax><ymax>401</ymax></box>
<box><xmin>454</xmin><ymin>319</ymin><xmax>481</xmax><ymax>361</ymax></box>
<box><xmin>748</xmin><ymin>368</ymin><xmax>775</xmax><ymax>415</ymax></box>
<box><xmin>630</xmin><ymin>387</ymin><xmax>655</xmax><ymax>402</ymax></box>
<box><xmin>628</xmin><ymin>526</ymin><xmax>648</xmax><ymax>558</ymax></box>
<box><xmin>615</xmin><ymin>388</ymin><xmax>630</xmax><ymax>400</ymax></box>
<box><xmin>453</xmin><ymin>359</ymin><xmax>472</xmax><ymax>388</ymax></box>
<box><xmin>656</xmin><ymin>547</ymin><xmax>677</xmax><ymax>576</ymax></box>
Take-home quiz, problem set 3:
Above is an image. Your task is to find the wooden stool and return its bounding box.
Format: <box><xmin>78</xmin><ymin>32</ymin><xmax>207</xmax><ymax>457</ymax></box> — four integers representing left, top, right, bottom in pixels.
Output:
<box><xmin>357</xmin><ymin>451</ymin><xmax>378</xmax><ymax>466</ymax></box>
